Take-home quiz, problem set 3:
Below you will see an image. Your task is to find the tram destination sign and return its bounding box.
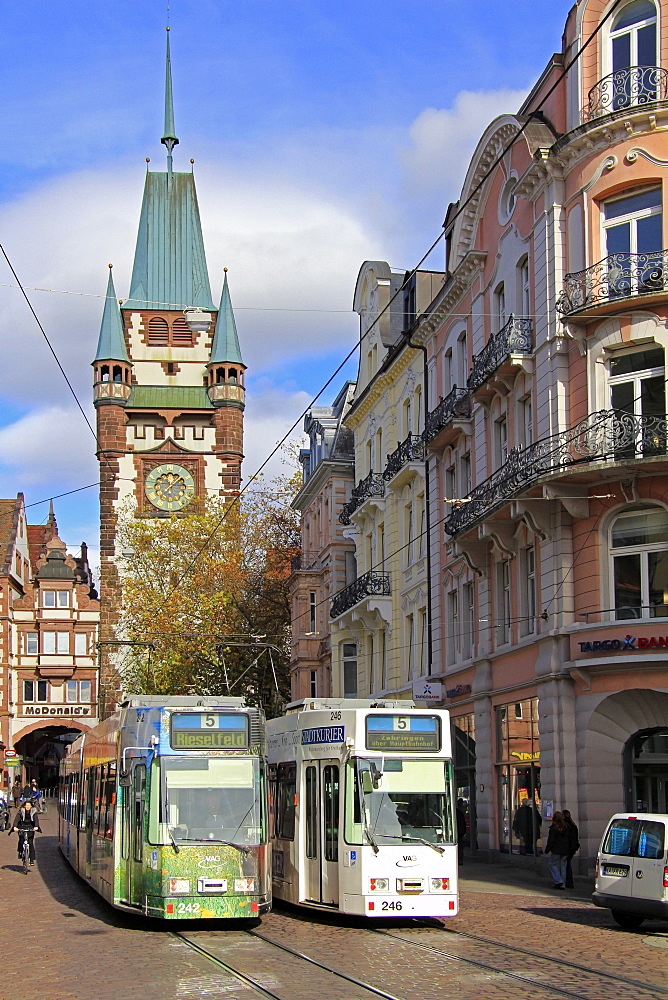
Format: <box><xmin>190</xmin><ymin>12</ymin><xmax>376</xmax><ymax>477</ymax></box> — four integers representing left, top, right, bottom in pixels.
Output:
<box><xmin>365</xmin><ymin>715</ymin><xmax>441</xmax><ymax>752</ymax></box>
<box><xmin>170</xmin><ymin>712</ymin><xmax>249</xmax><ymax>750</ymax></box>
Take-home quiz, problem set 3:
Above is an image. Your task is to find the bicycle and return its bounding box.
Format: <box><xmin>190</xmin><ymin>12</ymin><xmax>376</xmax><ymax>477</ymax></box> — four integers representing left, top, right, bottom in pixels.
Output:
<box><xmin>12</xmin><ymin>831</ymin><xmax>31</xmax><ymax>874</ymax></box>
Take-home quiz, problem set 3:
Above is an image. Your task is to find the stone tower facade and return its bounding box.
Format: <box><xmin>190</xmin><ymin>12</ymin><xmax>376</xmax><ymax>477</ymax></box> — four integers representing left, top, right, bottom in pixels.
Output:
<box><xmin>93</xmin><ymin>32</ymin><xmax>245</xmax><ymax>717</ymax></box>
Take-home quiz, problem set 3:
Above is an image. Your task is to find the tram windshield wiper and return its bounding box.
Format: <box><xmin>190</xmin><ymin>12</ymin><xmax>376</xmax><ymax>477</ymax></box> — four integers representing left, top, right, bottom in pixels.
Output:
<box><xmin>381</xmin><ymin>834</ymin><xmax>445</xmax><ymax>855</ymax></box>
<box><xmin>178</xmin><ymin>837</ymin><xmax>250</xmax><ymax>854</ymax></box>
<box><xmin>169</xmin><ymin>830</ymin><xmax>180</xmax><ymax>854</ymax></box>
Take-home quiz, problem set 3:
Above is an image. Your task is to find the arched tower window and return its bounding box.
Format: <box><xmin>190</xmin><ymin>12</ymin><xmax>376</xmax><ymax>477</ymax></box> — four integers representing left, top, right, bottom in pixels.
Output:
<box><xmin>147</xmin><ymin>317</ymin><xmax>169</xmax><ymax>346</ymax></box>
<box><xmin>171</xmin><ymin>317</ymin><xmax>193</xmax><ymax>346</ymax></box>
<box><xmin>610</xmin><ymin>506</ymin><xmax>668</xmax><ymax>618</ymax></box>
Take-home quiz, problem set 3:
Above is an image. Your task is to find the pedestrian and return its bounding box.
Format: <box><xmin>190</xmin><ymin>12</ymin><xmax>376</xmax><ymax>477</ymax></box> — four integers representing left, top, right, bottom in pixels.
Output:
<box><xmin>11</xmin><ymin>778</ymin><xmax>21</xmax><ymax>808</ymax></box>
<box><xmin>19</xmin><ymin>781</ymin><xmax>32</xmax><ymax>803</ymax></box>
<box><xmin>544</xmin><ymin>811</ymin><xmax>571</xmax><ymax>889</ymax></box>
<box><xmin>562</xmin><ymin>808</ymin><xmax>580</xmax><ymax>889</ymax></box>
<box><xmin>456</xmin><ymin>799</ymin><xmax>467</xmax><ymax>865</ymax></box>
<box><xmin>512</xmin><ymin>797</ymin><xmax>542</xmax><ymax>855</ymax></box>
<box><xmin>30</xmin><ymin>779</ymin><xmax>43</xmax><ymax>813</ymax></box>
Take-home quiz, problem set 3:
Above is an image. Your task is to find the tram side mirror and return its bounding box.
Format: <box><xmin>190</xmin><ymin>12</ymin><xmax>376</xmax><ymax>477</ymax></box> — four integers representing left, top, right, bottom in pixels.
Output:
<box><xmin>361</xmin><ymin>772</ymin><xmax>374</xmax><ymax>795</ymax></box>
<box><xmin>119</xmin><ymin>771</ymin><xmax>131</xmax><ymax>787</ymax></box>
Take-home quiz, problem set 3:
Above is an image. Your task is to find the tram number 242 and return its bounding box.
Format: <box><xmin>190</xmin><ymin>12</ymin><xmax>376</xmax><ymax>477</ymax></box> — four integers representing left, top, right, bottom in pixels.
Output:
<box><xmin>175</xmin><ymin>902</ymin><xmax>201</xmax><ymax>915</ymax></box>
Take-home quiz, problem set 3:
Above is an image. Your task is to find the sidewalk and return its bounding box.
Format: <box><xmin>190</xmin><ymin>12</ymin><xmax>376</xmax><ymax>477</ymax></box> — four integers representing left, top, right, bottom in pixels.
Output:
<box><xmin>458</xmin><ymin>855</ymin><xmax>594</xmax><ymax>900</ymax></box>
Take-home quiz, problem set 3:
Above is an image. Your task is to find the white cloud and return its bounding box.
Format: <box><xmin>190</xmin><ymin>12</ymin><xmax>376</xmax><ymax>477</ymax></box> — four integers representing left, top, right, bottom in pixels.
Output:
<box><xmin>242</xmin><ymin>383</ymin><xmax>312</xmax><ymax>485</ymax></box>
<box><xmin>0</xmin><ymin>406</ymin><xmax>98</xmax><ymax>487</ymax></box>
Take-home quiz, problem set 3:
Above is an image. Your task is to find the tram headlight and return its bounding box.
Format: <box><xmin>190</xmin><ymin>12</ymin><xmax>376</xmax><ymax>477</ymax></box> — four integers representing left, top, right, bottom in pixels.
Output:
<box><xmin>169</xmin><ymin>878</ymin><xmax>191</xmax><ymax>894</ymax></box>
<box><xmin>430</xmin><ymin>877</ymin><xmax>450</xmax><ymax>892</ymax></box>
<box><xmin>234</xmin><ymin>878</ymin><xmax>255</xmax><ymax>893</ymax></box>
<box><xmin>369</xmin><ymin>878</ymin><xmax>390</xmax><ymax>892</ymax></box>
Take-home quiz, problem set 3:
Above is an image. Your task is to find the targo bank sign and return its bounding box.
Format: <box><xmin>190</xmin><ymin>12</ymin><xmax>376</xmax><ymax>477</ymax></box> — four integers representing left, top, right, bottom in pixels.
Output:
<box><xmin>578</xmin><ymin>634</ymin><xmax>668</xmax><ymax>653</ymax></box>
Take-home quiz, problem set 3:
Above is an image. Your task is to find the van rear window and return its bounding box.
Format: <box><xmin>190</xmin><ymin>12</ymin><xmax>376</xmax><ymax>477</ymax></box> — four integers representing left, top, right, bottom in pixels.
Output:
<box><xmin>603</xmin><ymin>818</ymin><xmax>665</xmax><ymax>859</ymax></box>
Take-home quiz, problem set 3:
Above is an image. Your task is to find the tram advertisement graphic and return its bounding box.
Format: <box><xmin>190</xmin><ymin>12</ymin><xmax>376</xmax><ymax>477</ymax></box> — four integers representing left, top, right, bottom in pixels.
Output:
<box><xmin>170</xmin><ymin>712</ymin><xmax>250</xmax><ymax>749</ymax></box>
<box><xmin>365</xmin><ymin>715</ymin><xmax>441</xmax><ymax>751</ymax></box>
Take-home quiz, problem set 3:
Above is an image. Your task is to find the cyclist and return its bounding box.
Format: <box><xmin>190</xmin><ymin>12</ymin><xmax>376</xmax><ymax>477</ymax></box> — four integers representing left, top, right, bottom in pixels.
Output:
<box><xmin>9</xmin><ymin>798</ymin><xmax>42</xmax><ymax>865</ymax></box>
<box><xmin>29</xmin><ymin>780</ymin><xmax>44</xmax><ymax>813</ymax></box>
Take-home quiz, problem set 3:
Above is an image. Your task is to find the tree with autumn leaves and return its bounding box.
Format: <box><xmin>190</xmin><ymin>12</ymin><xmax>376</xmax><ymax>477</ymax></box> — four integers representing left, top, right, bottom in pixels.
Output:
<box><xmin>115</xmin><ymin>474</ymin><xmax>300</xmax><ymax>716</ymax></box>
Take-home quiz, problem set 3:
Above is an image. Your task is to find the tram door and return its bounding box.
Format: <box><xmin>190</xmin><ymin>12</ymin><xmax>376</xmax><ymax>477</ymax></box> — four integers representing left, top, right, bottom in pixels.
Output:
<box><xmin>304</xmin><ymin>761</ymin><xmax>340</xmax><ymax>906</ymax></box>
<box><xmin>126</xmin><ymin>763</ymin><xmax>146</xmax><ymax>906</ymax></box>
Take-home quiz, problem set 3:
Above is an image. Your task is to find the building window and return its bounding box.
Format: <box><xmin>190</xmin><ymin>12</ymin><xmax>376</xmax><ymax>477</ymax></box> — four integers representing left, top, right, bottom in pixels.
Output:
<box><xmin>497</xmin><ymin>560</ymin><xmax>511</xmax><ymax>645</ymax></box>
<box><xmin>74</xmin><ymin>633</ymin><xmax>88</xmax><ymax>656</ymax></box>
<box><xmin>380</xmin><ymin>630</ymin><xmax>387</xmax><ymax>690</ymax></box>
<box><xmin>57</xmin><ymin>633</ymin><xmax>69</xmax><ymax>654</ymax></box>
<box><xmin>66</xmin><ymin>680</ymin><xmax>78</xmax><ymax>703</ymax></box>
<box><xmin>495</xmin><ymin>416</ymin><xmax>508</xmax><ymax>469</ymax></box>
<box><xmin>518</xmin><ymin>256</ymin><xmax>530</xmax><ymax>316</ymax></box>
<box><xmin>603</xmin><ymin>188</ymin><xmax>662</xmax><ymax>295</ymax></box>
<box><xmin>406</xmin><ymin>614</ymin><xmax>415</xmax><ymax>680</ymax></box>
<box><xmin>611</xmin><ymin>507</ymin><xmax>668</xmax><ymax>618</ymax></box>
<box><xmin>609</xmin><ymin>346</ymin><xmax>665</xmax><ymax>457</ymax></box>
<box><xmin>309</xmin><ymin>670</ymin><xmax>317</xmax><ymax>698</ymax></box>
<box><xmin>368</xmin><ymin>634</ymin><xmax>375</xmax><ymax>694</ymax></box>
<box><xmin>462</xmin><ymin>581</ymin><xmax>475</xmax><ymax>660</ymax></box>
<box><xmin>405</xmin><ymin>503</ymin><xmax>415</xmax><ymax>566</ymax></box>
<box><xmin>80</xmin><ymin>680</ymin><xmax>92</xmax><ymax>702</ymax></box>
<box><xmin>419</xmin><ymin>608</ymin><xmax>428</xmax><ymax>676</ymax></box>
<box><xmin>460</xmin><ymin>453</ymin><xmax>472</xmax><ymax>497</ymax></box>
<box><xmin>43</xmin><ymin>632</ymin><xmax>69</xmax><ymax>654</ymax></box>
<box><xmin>496</xmin><ymin>697</ymin><xmax>541</xmax><ymax>856</ymax></box>
<box><xmin>43</xmin><ymin>590</ymin><xmax>70</xmax><ymax>608</ymax></box>
<box><xmin>494</xmin><ymin>282</ymin><xmax>506</xmax><ymax>330</ymax></box>
<box><xmin>521</xmin><ymin>546</ymin><xmax>537</xmax><ymax>636</ymax></box>
<box><xmin>447</xmin><ymin>589</ymin><xmax>459</xmax><ymax>665</ymax></box>
<box><xmin>445</xmin><ymin>465</ymin><xmax>456</xmax><ymax>504</ymax></box>
<box><xmin>23</xmin><ymin>679</ymin><xmax>48</xmax><ymax>702</ymax></box>
<box><xmin>25</xmin><ymin>633</ymin><xmax>38</xmax><ymax>655</ymax></box>
<box><xmin>609</xmin><ymin>2</ymin><xmax>658</xmax><ymax>111</ymax></box>
<box><xmin>309</xmin><ymin>592</ymin><xmax>317</xmax><ymax>633</ymax></box>
<box><xmin>147</xmin><ymin>316</ymin><xmax>169</xmax><ymax>346</ymax></box>
<box><xmin>342</xmin><ymin>643</ymin><xmax>358</xmax><ymax>698</ymax></box>
<box><xmin>43</xmin><ymin>632</ymin><xmax>56</xmax><ymax>654</ymax></box>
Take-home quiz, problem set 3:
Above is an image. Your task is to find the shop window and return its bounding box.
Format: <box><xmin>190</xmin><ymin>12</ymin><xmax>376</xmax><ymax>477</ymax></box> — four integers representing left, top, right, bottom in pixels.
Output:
<box><xmin>496</xmin><ymin>698</ymin><xmax>541</xmax><ymax>856</ymax></box>
<box><xmin>452</xmin><ymin>714</ymin><xmax>476</xmax><ymax>852</ymax></box>
<box><xmin>610</xmin><ymin>507</ymin><xmax>668</xmax><ymax>618</ymax></box>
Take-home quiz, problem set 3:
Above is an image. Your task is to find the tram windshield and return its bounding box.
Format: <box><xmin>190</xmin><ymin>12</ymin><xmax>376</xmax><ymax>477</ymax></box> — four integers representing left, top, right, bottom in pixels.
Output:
<box><xmin>345</xmin><ymin>758</ymin><xmax>456</xmax><ymax>847</ymax></box>
<box><xmin>149</xmin><ymin>756</ymin><xmax>265</xmax><ymax>847</ymax></box>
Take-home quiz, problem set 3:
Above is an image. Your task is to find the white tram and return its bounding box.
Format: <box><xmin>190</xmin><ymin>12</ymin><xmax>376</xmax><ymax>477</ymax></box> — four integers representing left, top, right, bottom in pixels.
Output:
<box><xmin>267</xmin><ymin>699</ymin><xmax>459</xmax><ymax>918</ymax></box>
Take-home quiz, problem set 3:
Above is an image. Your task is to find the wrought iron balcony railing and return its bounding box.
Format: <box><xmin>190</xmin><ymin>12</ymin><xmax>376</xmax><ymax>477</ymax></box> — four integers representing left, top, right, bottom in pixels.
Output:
<box><xmin>338</xmin><ymin>472</ymin><xmax>385</xmax><ymax>525</ymax></box>
<box><xmin>583</xmin><ymin>65</ymin><xmax>668</xmax><ymax>122</ymax></box>
<box><xmin>423</xmin><ymin>386</ymin><xmax>471</xmax><ymax>444</ymax></box>
<box><xmin>290</xmin><ymin>550</ymin><xmax>320</xmax><ymax>573</ymax></box>
<box><xmin>467</xmin><ymin>315</ymin><xmax>533</xmax><ymax>393</ymax></box>
<box><xmin>330</xmin><ymin>570</ymin><xmax>391</xmax><ymax>619</ymax></box>
<box><xmin>444</xmin><ymin>408</ymin><xmax>668</xmax><ymax>537</ymax></box>
<box><xmin>383</xmin><ymin>433</ymin><xmax>425</xmax><ymax>481</ymax></box>
<box><xmin>556</xmin><ymin>250</ymin><xmax>668</xmax><ymax>315</ymax></box>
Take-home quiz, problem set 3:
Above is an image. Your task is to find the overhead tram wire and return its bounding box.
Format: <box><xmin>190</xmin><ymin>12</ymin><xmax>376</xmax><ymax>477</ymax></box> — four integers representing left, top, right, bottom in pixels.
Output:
<box><xmin>0</xmin><ymin>1</ymin><xmax>627</xmax><ymax>639</ymax></box>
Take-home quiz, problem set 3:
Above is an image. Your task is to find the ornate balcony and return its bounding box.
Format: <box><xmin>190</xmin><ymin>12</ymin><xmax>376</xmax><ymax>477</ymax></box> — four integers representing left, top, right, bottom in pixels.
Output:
<box><xmin>423</xmin><ymin>387</ymin><xmax>471</xmax><ymax>445</ymax></box>
<box><xmin>444</xmin><ymin>409</ymin><xmax>668</xmax><ymax>537</ymax></box>
<box><xmin>556</xmin><ymin>250</ymin><xmax>668</xmax><ymax>316</ymax></box>
<box><xmin>290</xmin><ymin>550</ymin><xmax>320</xmax><ymax>573</ymax></box>
<box><xmin>467</xmin><ymin>316</ymin><xmax>533</xmax><ymax>394</ymax></box>
<box><xmin>583</xmin><ymin>66</ymin><xmax>668</xmax><ymax>122</ymax></box>
<box><xmin>383</xmin><ymin>433</ymin><xmax>425</xmax><ymax>482</ymax></box>
<box><xmin>330</xmin><ymin>571</ymin><xmax>391</xmax><ymax>619</ymax></box>
<box><xmin>338</xmin><ymin>472</ymin><xmax>385</xmax><ymax>525</ymax></box>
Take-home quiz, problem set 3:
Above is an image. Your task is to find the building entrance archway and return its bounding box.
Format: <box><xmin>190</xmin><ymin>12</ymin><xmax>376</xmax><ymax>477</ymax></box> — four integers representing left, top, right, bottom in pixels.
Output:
<box><xmin>13</xmin><ymin>724</ymin><xmax>87</xmax><ymax>791</ymax></box>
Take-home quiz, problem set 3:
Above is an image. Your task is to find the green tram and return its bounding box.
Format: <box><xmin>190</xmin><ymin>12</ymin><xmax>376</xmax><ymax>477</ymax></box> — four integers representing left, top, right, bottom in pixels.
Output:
<box><xmin>58</xmin><ymin>696</ymin><xmax>270</xmax><ymax>919</ymax></box>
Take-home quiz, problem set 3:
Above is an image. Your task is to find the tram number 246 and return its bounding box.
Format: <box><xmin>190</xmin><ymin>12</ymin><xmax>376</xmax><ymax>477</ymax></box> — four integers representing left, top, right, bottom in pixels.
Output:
<box><xmin>381</xmin><ymin>901</ymin><xmax>402</xmax><ymax>911</ymax></box>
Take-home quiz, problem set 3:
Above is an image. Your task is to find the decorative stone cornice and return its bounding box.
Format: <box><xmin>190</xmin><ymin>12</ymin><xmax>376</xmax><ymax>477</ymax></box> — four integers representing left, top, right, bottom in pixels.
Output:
<box><xmin>417</xmin><ymin>252</ymin><xmax>487</xmax><ymax>338</ymax></box>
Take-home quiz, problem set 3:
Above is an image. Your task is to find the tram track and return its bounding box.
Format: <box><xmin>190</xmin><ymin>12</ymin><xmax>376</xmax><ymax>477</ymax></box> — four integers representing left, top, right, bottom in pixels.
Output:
<box><xmin>176</xmin><ymin>916</ymin><xmax>664</xmax><ymax>1000</ymax></box>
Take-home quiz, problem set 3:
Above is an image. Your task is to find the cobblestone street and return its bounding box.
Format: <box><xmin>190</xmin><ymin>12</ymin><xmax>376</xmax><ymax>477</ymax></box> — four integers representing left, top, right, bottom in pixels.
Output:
<box><xmin>3</xmin><ymin>811</ymin><xmax>666</xmax><ymax>1000</ymax></box>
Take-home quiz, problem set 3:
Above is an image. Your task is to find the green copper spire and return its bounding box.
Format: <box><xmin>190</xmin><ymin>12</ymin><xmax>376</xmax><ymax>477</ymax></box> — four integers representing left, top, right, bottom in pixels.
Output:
<box><xmin>161</xmin><ymin>27</ymin><xmax>179</xmax><ymax>174</ymax></box>
<box><xmin>94</xmin><ymin>266</ymin><xmax>129</xmax><ymax>363</ymax></box>
<box><xmin>210</xmin><ymin>270</ymin><xmax>244</xmax><ymax>366</ymax></box>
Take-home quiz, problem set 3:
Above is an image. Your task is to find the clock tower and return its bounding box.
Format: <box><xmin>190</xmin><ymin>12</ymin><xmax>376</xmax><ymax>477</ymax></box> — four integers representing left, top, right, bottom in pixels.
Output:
<box><xmin>93</xmin><ymin>30</ymin><xmax>246</xmax><ymax>716</ymax></box>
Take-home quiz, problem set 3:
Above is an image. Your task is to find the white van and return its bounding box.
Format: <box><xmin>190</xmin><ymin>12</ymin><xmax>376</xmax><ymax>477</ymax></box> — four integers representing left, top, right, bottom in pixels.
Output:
<box><xmin>593</xmin><ymin>813</ymin><xmax>668</xmax><ymax>929</ymax></box>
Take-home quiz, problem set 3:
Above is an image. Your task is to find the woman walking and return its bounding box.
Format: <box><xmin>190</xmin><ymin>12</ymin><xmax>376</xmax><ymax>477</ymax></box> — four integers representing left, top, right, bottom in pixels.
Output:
<box><xmin>544</xmin><ymin>811</ymin><xmax>571</xmax><ymax>889</ymax></box>
<box><xmin>562</xmin><ymin>809</ymin><xmax>580</xmax><ymax>889</ymax></box>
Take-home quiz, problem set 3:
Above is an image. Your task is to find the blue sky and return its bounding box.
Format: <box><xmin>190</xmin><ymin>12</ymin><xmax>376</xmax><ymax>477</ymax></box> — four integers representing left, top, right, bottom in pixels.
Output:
<box><xmin>0</xmin><ymin>0</ymin><xmax>573</xmax><ymax>568</ymax></box>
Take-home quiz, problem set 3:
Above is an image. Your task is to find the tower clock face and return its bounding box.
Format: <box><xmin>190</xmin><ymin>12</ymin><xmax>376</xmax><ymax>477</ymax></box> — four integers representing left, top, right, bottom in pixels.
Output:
<box><xmin>145</xmin><ymin>463</ymin><xmax>196</xmax><ymax>511</ymax></box>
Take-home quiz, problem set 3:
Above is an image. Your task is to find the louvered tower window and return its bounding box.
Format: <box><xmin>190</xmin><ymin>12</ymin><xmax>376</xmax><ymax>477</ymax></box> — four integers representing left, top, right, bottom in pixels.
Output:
<box><xmin>171</xmin><ymin>317</ymin><xmax>193</xmax><ymax>346</ymax></box>
<box><xmin>147</xmin><ymin>317</ymin><xmax>169</xmax><ymax>346</ymax></box>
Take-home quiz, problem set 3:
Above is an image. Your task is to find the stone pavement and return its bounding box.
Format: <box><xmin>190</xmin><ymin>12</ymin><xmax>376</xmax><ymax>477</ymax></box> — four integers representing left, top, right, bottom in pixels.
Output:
<box><xmin>0</xmin><ymin>809</ymin><xmax>665</xmax><ymax>1000</ymax></box>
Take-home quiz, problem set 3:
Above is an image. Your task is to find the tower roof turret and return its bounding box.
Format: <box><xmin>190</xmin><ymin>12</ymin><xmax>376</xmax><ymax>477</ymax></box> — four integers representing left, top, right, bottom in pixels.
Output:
<box><xmin>209</xmin><ymin>270</ymin><xmax>244</xmax><ymax>366</ymax></box>
<box><xmin>94</xmin><ymin>266</ymin><xmax>129</xmax><ymax>363</ymax></box>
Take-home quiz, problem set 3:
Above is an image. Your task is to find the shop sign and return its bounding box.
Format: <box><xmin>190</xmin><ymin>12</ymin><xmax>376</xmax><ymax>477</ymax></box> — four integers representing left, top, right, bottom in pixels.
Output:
<box><xmin>23</xmin><ymin>705</ymin><xmax>91</xmax><ymax>717</ymax></box>
<box><xmin>511</xmin><ymin>751</ymin><xmax>539</xmax><ymax>762</ymax></box>
<box><xmin>445</xmin><ymin>683</ymin><xmax>472</xmax><ymax>699</ymax></box>
<box><xmin>412</xmin><ymin>680</ymin><xmax>443</xmax><ymax>701</ymax></box>
<box><xmin>577</xmin><ymin>633</ymin><xmax>668</xmax><ymax>653</ymax></box>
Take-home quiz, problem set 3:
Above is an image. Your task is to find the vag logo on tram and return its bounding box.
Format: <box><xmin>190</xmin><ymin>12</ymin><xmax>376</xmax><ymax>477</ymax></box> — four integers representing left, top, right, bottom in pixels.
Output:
<box><xmin>197</xmin><ymin>856</ymin><xmax>223</xmax><ymax>869</ymax></box>
<box><xmin>396</xmin><ymin>855</ymin><xmax>418</xmax><ymax>867</ymax></box>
